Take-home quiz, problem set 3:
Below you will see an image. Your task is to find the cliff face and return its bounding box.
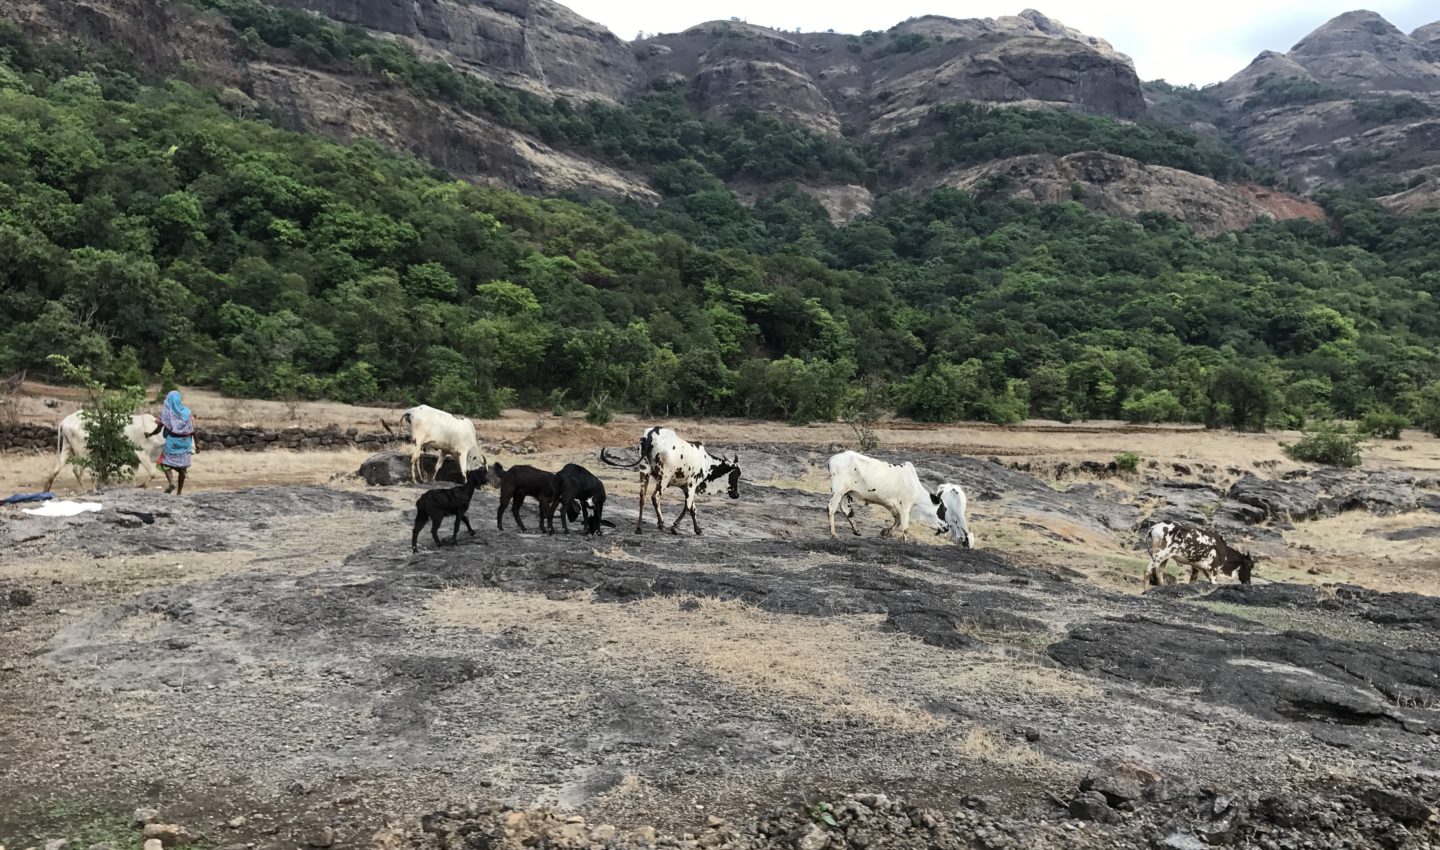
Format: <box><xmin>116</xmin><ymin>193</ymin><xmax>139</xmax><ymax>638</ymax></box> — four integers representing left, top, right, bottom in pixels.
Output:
<box><xmin>1211</xmin><ymin>12</ymin><xmax>1440</xmax><ymax>196</ymax></box>
<box><xmin>932</xmin><ymin>152</ymin><xmax>1327</xmax><ymax>237</ymax></box>
<box><xmin>263</xmin><ymin>0</ymin><xmax>643</xmax><ymax>102</ymax></box>
<box><xmin>639</xmin><ymin>12</ymin><xmax>1146</xmax><ymax>141</ymax></box>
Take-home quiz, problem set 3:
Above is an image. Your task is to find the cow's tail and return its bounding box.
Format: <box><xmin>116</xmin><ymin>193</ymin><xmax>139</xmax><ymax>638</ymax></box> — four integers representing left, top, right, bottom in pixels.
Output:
<box><xmin>399</xmin><ymin>410</ymin><xmax>413</xmax><ymax>431</ymax></box>
<box><xmin>599</xmin><ymin>446</ymin><xmax>642</xmax><ymax>469</ymax></box>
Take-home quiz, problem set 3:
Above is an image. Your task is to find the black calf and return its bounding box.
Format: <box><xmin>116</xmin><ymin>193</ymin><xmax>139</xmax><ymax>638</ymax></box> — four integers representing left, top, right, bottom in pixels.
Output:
<box><xmin>493</xmin><ymin>462</ymin><xmax>556</xmax><ymax>533</ymax></box>
<box><xmin>548</xmin><ymin>463</ymin><xmax>614</xmax><ymax>535</ymax></box>
<box><xmin>411</xmin><ymin>468</ymin><xmax>487</xmax><ymax>552</ymax></box>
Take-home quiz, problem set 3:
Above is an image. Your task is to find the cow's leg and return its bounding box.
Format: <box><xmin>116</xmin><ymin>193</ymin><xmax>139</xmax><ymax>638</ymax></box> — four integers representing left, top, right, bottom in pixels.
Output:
<box><xmin>45</xmin><ymin>451</ymin><xmax>68</xmax><ymax>492</ymax></box>
<box><xmin>896</xmin><ymin>509</ymin><xmax>911</xmax><ymax>542</ymax></box>
<box><xmin>652</xmin><ymin>487</ymin><xmax>666</xmax><ymax>531</ymax></box>
<box><xmin>827</xmin><ymin>492</ymin><xmax>845</xmax><ymax>538</ymax></box>
<box><xmin>668</xmin><ymin>487</ymin><xmax>693</xmax><ymax>535</ymax></box>
<box><xmin>689</xmin><ymin>491</ymin><xmax>702</xmax><ymax>535</ymax></box>
<box><xmin>412</xmin><ymin>449</ymin><xmax>423</xmax><ymax>483</ymax></box>
<box><xmin>634</xmin><ymin>476</ymin><xmax>649</xmax><ymax>534</ymax></box>
<box><xmin>134</xmin><ymin>447</ymin><xmax>153</xmax><ymax>487</ymax></box>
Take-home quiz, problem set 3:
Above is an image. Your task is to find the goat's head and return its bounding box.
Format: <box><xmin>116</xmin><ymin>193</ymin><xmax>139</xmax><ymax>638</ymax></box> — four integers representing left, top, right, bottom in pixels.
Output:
<box><xmin>465</xmin><ymin>467</ymin><xmax>488</xmax><ymax>489</ymax></box>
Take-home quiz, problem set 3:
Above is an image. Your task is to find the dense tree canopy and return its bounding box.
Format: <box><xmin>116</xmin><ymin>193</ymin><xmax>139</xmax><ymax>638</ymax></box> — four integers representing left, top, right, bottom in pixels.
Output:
<box><xmin>0</xmin><ymin>24</ymin><xmax>1437</xmax><ymax>429</ymax></box>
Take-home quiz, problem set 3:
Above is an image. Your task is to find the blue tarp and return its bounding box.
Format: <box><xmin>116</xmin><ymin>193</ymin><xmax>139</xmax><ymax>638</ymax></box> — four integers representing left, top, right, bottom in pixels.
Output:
<box><xmin>3</xmin><ymin>491</ymin><xmax>55</xmax><ymax>505</ymax></box>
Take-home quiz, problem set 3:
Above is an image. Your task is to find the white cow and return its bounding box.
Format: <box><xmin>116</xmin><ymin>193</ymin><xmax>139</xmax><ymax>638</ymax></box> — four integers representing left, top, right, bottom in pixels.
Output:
<box><xmin>400</xmin><ymin>404</ymin><xmax>483</xmax><ymax>483</ymax></box>
<box><xmin>827</xmin><ymin>451</ymin><xmax>949</xmax><ymax>541</ymax></box>
<box><xmin>44</xmin><ymin>411</ymin><xmax>164</xmax><ymax>490</ymax></box>
<box><xmin>600</xmin><ymin>426</ymin><xmax>740</xmax><ymax>535</ymax></box>
<box><xmin>937</xmin><ymin>483</ymin><xmax>977</xmax><ymax>548</ymax></box>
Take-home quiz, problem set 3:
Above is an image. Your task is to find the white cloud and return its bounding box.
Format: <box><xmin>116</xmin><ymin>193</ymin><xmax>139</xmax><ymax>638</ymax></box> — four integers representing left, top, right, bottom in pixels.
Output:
<box><xmin>563</xmin><ymin>0</ymin><xmax>1438</xmax><ymax>85</ymax></box>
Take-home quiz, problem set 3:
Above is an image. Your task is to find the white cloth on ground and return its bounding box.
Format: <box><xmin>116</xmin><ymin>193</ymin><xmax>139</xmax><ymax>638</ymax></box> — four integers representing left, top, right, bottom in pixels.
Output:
<box><xmin>21</xmin><ymin>500</ymin><xmax>103</xmax><ymax>517</ymax></box>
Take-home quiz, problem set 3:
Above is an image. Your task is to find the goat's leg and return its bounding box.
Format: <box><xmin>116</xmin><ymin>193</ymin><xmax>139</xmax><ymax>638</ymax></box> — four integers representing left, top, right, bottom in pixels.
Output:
<box><xmin>512</xmin><ymin>495</ymin><xmax>527</xmax><ymax>532</ymax></box>
<box><xmin>1144</xmin><ymin>552</ymin><xmax>1168</xmax><ymax>586</ymax></box>
<box><xmin>450</xmin><ymin>512</ymin><xmax>463</xmax><ymax>545</ymax></box>
<box><xmin>540</xmin><ymin>496</ymin><xmax>554</xmax><ymax>534</ymax></box>
<box><xmin>459</xmin><ymin>512</ymin><xmax>476</xmax><ymax>538</ymax></box>
<box><xmin>430</xmin><ymin>512</ymin><xmax>444</xmax><ymax>548</ymax></box>
<box><xmin>412</xmin><ymin>511</ymin><xmax>427</xmax><ymax>552</ymax></box>
<box><xmin>496</xmin><ymin>494</ymin><xmax>509</xmax><ymax>530</ymax></box>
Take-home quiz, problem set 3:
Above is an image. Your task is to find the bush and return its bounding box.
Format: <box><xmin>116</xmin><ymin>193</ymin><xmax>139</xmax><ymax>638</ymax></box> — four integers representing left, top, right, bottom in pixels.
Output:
<box><xmin>585</xmin><ymin>397</ymin><xmax>614</xmax><ymax>426</ymax></box>
<box><xmin>1416</xmin><ymin>382</ymin><xmax>1440</xmax><ymax>437</ymax></box>
<box><xmin>1115</xmin><ymin>451</ymin><xmax>1141</xmax><ymax>473</ymax></box>
<box><xmin>46</xmin><ymin>354</ymin><xmax>147</xmax><ymax>488</ymax></box>
<box><xmin>1282</xmin><ymin>421</ymin><xmax>1365</xmax><ymax>468</ymax></box>
<box><xmin>547</xmin><ymin>388</ymin><xmax>571</xmax><ymax>417</ymax></box>
<box><xmin>154</xmin><ymin>358</ymin><xmax>178</xmax><ymax>403</ymax></box>
<box><xmin>1121</xmin><ymin>389</ymin><xmax>1185</xmax><ymax>423</ymax></box>
<box><xmin>1357</xmin><ymin>408</ymin><xmax>1408</xmax><ymax>440</ymax></box>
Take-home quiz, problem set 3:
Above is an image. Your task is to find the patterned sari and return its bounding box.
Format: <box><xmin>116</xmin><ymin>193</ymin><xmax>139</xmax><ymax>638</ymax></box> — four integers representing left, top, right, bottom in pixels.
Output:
<box><xmin>159</xmin><ymin>390</ymin><xmax>195</xmax><ymax>469</ymax></box>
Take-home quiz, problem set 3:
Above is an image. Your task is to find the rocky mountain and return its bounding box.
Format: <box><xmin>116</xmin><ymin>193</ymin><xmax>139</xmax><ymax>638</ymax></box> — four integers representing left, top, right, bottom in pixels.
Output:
<box><xmin>636</xmin><ymin>10</ymin><xmax>1145</xmax><ymax>140</ymax></box>
<box><xmin>1207</xmin><ymin>10</ymin><xmax>1440</xmax><ymax>197</ymax></box>
<box><xmin>7</xmin><ymin>0</ymin><xmax>1434</xmax><ymax>229</ymax></box>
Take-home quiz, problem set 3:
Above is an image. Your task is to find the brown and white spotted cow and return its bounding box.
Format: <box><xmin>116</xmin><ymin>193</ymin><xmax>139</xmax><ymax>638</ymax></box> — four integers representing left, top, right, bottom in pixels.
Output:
<box><xmin>1144</xmin><ymin>521</ymin><xmax>1254</xmax><ymax>586</ymax></box>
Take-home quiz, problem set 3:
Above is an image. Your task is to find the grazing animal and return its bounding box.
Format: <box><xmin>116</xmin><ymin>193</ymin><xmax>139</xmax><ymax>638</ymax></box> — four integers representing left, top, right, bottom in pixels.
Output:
<box><xmin>411</xmin><ymin>468</ymin><xmax>488</xmax><ymax>552</ymax></box>
<box><xmin>1144</xmin><ymin>521</ymin><xmax>1254</xmax><ymax>586</ymax></box>
<box><xmin>400</xmin><ymin>404</ymin><xmax>482</xmax><ymax>483</ymax></box>
<box><xmin>600</xmin><ymin>427</ymin><xmax>740</xmax><ymax>535</ymax></box>
<box><xmin>548</xmin><ymin>463</ymin><xmax>613</xmax><ymax>535</ymax></box>
<box><xmin>45</xmin><ymin>411</ymin><xmax>164</xmax><ymax>490</ymax></box>
<box><xmin>826</xmin><ymin>451</ymin><xmax>949</xmax><ymax>541</ymax></box>
<box><xmin>936</xmin><ymin>483</ymin><xmax>977</xmax><ymax>548</ymax></box>
<box><xmin>492</xmin><ymin>462</ymin><xmax>557</xmax><ymax>533</ymax></box>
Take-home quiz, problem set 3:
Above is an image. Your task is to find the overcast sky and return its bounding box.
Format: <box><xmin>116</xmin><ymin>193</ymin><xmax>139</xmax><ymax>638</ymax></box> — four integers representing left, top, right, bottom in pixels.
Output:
<box><xmin>564</xmin><ymin>0</ymin><xmax>1438</xmax><ymax>86</ymax></box>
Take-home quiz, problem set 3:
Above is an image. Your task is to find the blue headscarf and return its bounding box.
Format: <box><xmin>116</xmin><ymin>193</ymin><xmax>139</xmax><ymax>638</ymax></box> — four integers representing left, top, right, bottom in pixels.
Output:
<box><xmin>160</xmin><ymin>390</ymin><xmax>194</xmax><ymax>436</ymax></box>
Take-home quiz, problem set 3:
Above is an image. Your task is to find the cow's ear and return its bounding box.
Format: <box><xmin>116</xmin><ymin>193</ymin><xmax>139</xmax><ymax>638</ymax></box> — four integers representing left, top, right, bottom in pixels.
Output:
<box><xmin>930</xmin><ymin>492</ymin><xmax>941</xmax><ymax>504</ymax></box>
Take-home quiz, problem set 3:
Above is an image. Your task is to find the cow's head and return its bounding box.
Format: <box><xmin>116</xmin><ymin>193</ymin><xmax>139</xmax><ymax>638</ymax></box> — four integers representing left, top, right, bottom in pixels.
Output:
<box><xmin>702</xmin><ymin>454</ymin><xmax>742</xmax><ymax>499</ymax></box>
<box><xmin>928</xmin><ymin>492</ymin><xmax>951</xmax><ymax>537</ymax></box>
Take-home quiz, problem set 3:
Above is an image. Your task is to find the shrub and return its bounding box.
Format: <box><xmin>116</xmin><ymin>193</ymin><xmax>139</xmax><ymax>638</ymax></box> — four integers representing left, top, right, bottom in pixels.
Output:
<box><xmin>1121</xmin><ymin>389</ymin><xmax>1185</xmax><ymax>423</ymax></box>
<box><xmin>154</xmin><ymin>358</ymin><xmax>178</xmax><ymax>402</ymax></box>
<box><xmin>46</xmin><ymin>354</ymin><xmax>146</xmax><ymax>488</ymax></box>
<box><xmin>1416</xmin><ymin>382</ymin><xmax>1440</xmax><ymax>437</ymax></box>
<box><xmin>1115</xmin><ymin>451</ymin><xmax>1141</xmax><ymax>473</ymax></box>
<box><xmin>547</xmin><ymin>388</ymin><xmax>571</xmax><ymax>417</ymax></box>
<box><xmin>1357</xmin><ymin>408</ymin><xmax>1408</xmax><ymax>440</ymax></box>
<box><xmin>1282</xmin><ymin>421</ymin><xmax>1365</xmax><ymax>468</ymax></box>
<box><xmin>585</xmin><ymin>397</ymin><xmax>614</xmax><ymax>426</ymax></box>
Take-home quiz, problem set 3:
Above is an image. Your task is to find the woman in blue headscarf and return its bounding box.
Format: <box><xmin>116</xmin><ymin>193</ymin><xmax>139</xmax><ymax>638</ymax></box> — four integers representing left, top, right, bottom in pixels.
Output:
<box><xmin>148</xmin><ymin>390</ymin><xmax>196</xmax><ymax>494</ymax></box>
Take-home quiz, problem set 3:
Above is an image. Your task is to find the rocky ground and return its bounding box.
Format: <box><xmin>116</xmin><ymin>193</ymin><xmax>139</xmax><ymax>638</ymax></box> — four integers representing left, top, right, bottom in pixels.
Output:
<box><xmin>0</xmin><ymin>443</ymin><xmax>1437</xmax><ymax>850</ymax></box>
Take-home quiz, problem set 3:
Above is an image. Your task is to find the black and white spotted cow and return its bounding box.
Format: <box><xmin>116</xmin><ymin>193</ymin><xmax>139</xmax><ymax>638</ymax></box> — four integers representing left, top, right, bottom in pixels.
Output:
<box><xmin>601</xmin><ymin>427</ymin><xmax>740</xmax><ymax>535</ymax></box>
<box><xmin>1144</xmin><ymin>521</ymin><xmax>1254</xmax><ymax>586</ymax></box>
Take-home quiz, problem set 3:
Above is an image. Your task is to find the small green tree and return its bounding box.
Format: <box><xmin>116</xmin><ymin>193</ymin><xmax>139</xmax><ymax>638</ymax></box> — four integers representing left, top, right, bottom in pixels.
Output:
<box><xmin>1282</xmin><ymin>421</ymin><xmax>1365</xmax><ymax>468</ymax></box>
<box><xmin>46</xmin><ymin>355</ymin><xmax>146</xmax><ymax>488</ymax></box>
<box><xmin>1115</xmin><ymin>451</ymin><xmax>1141</xmax><ymax>473</ymax></box>
<box><xmin>154</xmin><ymin>358</ymin><xmax>178</xmax><ymax>402</ymax></box>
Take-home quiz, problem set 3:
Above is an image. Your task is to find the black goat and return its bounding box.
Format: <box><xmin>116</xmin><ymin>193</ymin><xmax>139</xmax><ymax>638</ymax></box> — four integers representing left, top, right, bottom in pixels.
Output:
<box><xmin>492</xmin><ymin>462</ymin><xmax>556</xmax><ymax>533</ymax></box>
<box><xmin>411</xmin><ymin>467</ymin><xmax>487</xmax><ymax>552</ymax></box>
<box><xmin>547</xmin><ymin>463</ymin><xmax>614</xmax><ymax>535</ymax></box>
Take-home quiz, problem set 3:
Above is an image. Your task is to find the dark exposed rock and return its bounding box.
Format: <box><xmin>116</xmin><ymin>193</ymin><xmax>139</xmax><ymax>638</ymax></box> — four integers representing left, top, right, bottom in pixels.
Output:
<box><xmin>1068</xmin><ymin>790</ymin><xmax>1119</xmax><ymax>823</ymax></box>
<box><xmin>360</xmin><ymin>450</ymin><xmax>465</xmax><ymax>485</ymax></box>
<box><xmin>1361</xmin><ymin>787</ymin><xmax>1435</xmax><ymax>825</ymax></box>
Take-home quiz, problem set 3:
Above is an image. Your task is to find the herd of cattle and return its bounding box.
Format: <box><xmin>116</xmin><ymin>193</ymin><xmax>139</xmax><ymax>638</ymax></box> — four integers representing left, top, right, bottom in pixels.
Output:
<box><xmin>35</xmin><ymin>403</ymin><xmax>1257</xmax><ymax>586</ymax></box>
<box><xmin>399</xmin><ymin>405</ymin><xmax>1254</xmax><ymax>585</ymax></box>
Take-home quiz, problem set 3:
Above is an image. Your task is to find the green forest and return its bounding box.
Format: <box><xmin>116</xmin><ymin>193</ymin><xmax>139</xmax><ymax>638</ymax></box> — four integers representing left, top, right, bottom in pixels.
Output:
<box><xmin>1</xmin><ymin>22</ymin><xmax>1438</xmax><ymax>431</ymax></box>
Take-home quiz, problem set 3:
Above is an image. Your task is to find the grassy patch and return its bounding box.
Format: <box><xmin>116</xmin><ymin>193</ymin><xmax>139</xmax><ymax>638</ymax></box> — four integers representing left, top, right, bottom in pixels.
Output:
<box><xmin>1189</xmin><ymin>600</ymin><xmax>1438</xmax><ymax>649</ymax></box>
<box><xmin>7</xmin><ymin>799</ymin><xmax>135</xmax><ymax>850</ymax></box>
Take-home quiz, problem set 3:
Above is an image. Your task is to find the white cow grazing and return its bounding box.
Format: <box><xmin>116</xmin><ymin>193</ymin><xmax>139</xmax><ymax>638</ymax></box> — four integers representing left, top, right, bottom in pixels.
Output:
<box><xmin>401</xmin><ymin>405</ymin><xmax>483</xmax><ymax>483</ymax></box>
<box><xmin>827</xmin><ymin>451</ymin><xmax>949</xmax><ymax>541</ymax></box>
<box><xmin>44</xmin><ymin>411</ymin><xmax>164</xmax><ymax>490</ymax></box>
<box><xmin>936</xmin><ymin>483</ymin><xmax>977</xmax><ymax>548</ymax></box>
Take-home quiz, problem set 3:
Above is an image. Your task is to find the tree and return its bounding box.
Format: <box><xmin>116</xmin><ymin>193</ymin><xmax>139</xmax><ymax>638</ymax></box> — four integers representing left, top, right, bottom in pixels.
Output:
<box><xmin>45</xmin><ymin>354</ymin><xmax>147</xmax><ymax>488</ymax></box>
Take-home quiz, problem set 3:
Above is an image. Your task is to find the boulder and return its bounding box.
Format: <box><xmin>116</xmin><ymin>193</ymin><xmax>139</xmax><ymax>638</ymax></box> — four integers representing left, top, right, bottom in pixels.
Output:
<box><xmin>1226</xmin><ymin>475</ymin><xmax>1323</xmax><ymax>521</ymax></box>
<box><xmin>358</xmin><ymin>451</ymin><xmax>464</xmax><ymax>486</ymax></box>
<box><xmin>1067</xmin><ymin>791</ymin><xmax>1118</xmax><ymax>823</ymax></box>
<box><xmin>1362</xmin><ymin>787</ymin><xmax>1435</xmax><ymax>824</ymax></box>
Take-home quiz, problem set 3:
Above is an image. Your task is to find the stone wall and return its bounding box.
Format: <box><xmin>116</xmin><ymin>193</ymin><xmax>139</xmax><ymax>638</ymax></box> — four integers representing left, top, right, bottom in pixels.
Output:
<box><xmin>0</xmin><ymin>423</ymin><xmax>405</xmax><ymax>453</ymax></box>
